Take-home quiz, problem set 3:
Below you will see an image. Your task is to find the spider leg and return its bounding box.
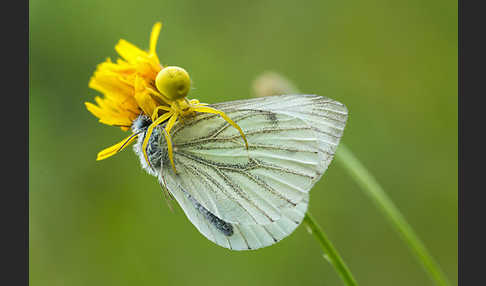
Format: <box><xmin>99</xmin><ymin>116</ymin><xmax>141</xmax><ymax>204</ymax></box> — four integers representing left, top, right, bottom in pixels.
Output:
<box><xmin>146</xmin><ymin>86</ymin><xmax>172</xmax><ymax>105</ymax></box>
<box><xmin>189</xmin><ymin>99</ymin><xmax>203</xmax><ymax>105</ymax></box>
<box><xmin>165</xmin><ymin>112</ymin><xmax>179</xmax><ymax>133</ymax></box>
<box><xmin>163</xmin><ymin>113</ymin><xmax>179</xmax><ymax>174</ymax></box>
<box><xmin>190</xmin><ymin>100</ymin><xmax>207</xmax><ymax>107</ymax></box>
<box><xmin>192</xmin><ymin>106</ymin><xmax>248</xmax><ymax>149</ymax></box>
<box><xmin>142</xmin><ymin>111</ymin><xmax>174</xmax><ymax>170</ymax></box>
<box><xmin>151</xmin><ymin>105</ymin><xmax>171</xmax><ymax>122</ymax></box>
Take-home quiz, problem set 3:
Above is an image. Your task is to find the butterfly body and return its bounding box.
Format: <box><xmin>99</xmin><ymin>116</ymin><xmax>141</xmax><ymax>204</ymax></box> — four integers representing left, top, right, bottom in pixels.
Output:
<box><xmin>132</xmin><ymin>115</ymin><xmax>165</xmax><ymax>176</ymax></box>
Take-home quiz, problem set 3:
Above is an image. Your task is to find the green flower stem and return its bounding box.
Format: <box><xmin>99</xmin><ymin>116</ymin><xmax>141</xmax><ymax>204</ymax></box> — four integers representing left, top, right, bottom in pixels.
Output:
<box><xmin>304</xmin><ymin>212</ymin><xmax>359</xmax><ymax>286</ymax></box>
<box><xmin>335</xmin><ymin>144</ymin><xmax>450</xmax><ymax>286</ymax></box>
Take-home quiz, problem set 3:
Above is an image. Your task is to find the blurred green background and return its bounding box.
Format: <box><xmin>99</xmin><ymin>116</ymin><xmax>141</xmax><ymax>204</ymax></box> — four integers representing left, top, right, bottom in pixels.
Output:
<box><xmin>29</xmin><ymin>0</ymin><xmax>457</xmax><ymax>285</ymax></box>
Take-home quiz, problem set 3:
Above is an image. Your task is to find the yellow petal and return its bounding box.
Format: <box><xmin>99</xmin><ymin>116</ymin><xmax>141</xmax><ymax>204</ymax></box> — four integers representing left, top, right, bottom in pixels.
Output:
<box><xmin>98</xmin><ymin>117</ymin><xmax>133</xmax><ymax>127</ymax></box>
<box><xmin>149</xmin><ymin>22</ymin><xmax>162</xmax><ymax>55</ymax></box>
<box><xmin>115</xmin><ymin>39</ymin><xmax>149</xmax><ymax>64</ymax></box>
<box><xmin>96</xmin><ymin>133</ymin><xmax>139</xmax><ymax>161</ymax></box>
<box><xmin>134</xmin><ymin>61</ymin><xmax>159</xmax><ymax>79</ymax></box>
<box><xmin>85</xmin><ymin>101</ymin><xmax>104</xmax><ymax>119</ymax></box>
<box><xmin>89</xmin><ymin>72</ymin><xmax>134</xmax><ymax>99</ymax></box>
<box><xmin>134</xmin><ymin>76</ymin><xmax>158</xmax><ymax>116</ymax></box>
<box><xmin>85</xmin><ymin>99</ymin><xmax>136</xmax><ymax>128</ymax></box>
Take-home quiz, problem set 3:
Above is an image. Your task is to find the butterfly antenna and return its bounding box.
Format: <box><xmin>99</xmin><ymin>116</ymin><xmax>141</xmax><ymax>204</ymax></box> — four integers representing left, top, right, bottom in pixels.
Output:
<box><xmin>159</xmin><ymin>182</ymin><xmax>175</xmax><ymax>212</ymax></box>
<box><xmin>158</xmin><ymin>161</ymin><xmax>175</xmax><ymax>212</ymax></box>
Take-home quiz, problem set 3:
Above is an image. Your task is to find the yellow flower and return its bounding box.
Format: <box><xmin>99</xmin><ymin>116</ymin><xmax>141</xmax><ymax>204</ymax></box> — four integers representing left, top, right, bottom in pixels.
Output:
<box><xmin>86</xmin><ymin>22</ymin><xmax>163</xmax><ymax>130</ymax></box>
<box><xmin>85</xmin><ymin>22</ymin><xmax>167</xmax><ymax>160</ymax></box>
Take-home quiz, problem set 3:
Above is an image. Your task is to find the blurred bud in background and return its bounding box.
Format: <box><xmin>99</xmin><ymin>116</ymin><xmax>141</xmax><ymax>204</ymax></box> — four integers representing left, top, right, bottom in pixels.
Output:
<box><xmin>252</xmin><ymin>71</ymin><xmax>299</xmax><ymax>98</ymax></box>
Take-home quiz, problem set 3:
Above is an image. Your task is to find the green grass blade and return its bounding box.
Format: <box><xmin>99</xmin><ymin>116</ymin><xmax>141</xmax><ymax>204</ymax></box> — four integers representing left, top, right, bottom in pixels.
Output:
<box><xmin>335</xmin><ymin>144</ymin><xmax>451</xmax><ymax>286</ymax></box>
<box><xmin>304</xmin><ymin>212</ymin><xmax>359</xmax><ymax>286</ymax></box>
<box><xmin>251</xmin><ymin>71</ymin><xmax>449</xmax><ymax>285</ymax></box>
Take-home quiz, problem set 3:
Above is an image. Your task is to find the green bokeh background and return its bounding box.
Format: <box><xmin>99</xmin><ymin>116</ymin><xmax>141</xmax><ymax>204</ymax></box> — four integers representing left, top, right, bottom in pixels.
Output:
<box><xmin>29</xmin><ymin>0</ymin><xmax>457</xmax><ymax>285</ymax></box>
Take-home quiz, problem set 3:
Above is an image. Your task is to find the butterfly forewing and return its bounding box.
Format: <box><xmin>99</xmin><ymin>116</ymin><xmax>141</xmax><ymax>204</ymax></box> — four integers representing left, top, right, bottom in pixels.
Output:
<box><xmin>167</xmin><ymin>112</ymin><xmax>321</xmax><ymax>224</ymax></box>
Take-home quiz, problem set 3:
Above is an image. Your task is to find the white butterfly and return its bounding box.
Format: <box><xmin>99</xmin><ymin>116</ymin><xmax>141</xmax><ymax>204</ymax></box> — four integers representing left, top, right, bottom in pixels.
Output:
<box><xmin>132</xmin><ymin>94</ymin><xmax>348</xmax><ymax>250</ymax></box>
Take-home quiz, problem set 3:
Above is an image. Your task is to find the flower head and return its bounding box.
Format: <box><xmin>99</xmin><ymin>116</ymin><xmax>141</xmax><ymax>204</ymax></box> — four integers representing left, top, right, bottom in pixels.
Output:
<box><xmin>85</xmin><ymin>22</ymin><xmax>165</xmax><ymax>132</ymax></box>
<box><xmin>85</xmin><ymin>22</ymin><xmax>172</xmax><ymax>160</ymax></box>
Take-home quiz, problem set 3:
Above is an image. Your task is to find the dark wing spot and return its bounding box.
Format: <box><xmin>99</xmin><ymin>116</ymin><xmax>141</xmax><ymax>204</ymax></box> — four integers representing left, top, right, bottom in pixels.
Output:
<box><xmin>187</xmin><ymin>194</ymin><xmax>234</xmax><ymax>236</ymax></box>
<box><xmin>265</xmin><ymin>111</ymin><xmax>278</xmax><ymax>126</ymax></box>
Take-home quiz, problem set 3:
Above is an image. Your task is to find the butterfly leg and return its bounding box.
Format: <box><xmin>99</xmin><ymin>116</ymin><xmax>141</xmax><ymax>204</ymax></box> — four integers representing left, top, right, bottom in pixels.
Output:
<box><xmin>142</xmin><ymin>111</ymin><xmax>174</xmax><ymax>170</ymax></box>
<box><xmin>192</xmin><ymin>106</ymin><xmax>249</xmax><ymax>149</ymax></box>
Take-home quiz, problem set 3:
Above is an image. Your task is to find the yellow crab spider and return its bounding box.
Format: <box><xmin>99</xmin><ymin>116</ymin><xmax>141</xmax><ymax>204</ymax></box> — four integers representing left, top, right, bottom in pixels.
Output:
<box><xmin>142</xmin><ymin>66</ymin><xmax>249</xmax><ymax>174</ymax></box>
